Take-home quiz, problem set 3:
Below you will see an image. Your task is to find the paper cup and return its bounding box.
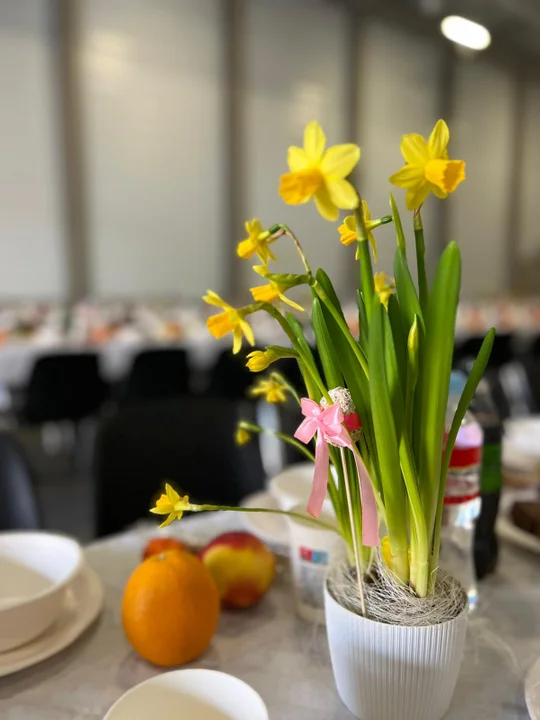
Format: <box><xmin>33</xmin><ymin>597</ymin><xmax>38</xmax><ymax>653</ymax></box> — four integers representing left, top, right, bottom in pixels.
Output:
<box><xmin>286</xmin><ymin>504</ymin><xmax>345</xmax><ymax>623</ymax></box>
<box><xmin>269</xmin><ymin>463</ymin><xmax>315</xmax><ymax>510</ymax></box>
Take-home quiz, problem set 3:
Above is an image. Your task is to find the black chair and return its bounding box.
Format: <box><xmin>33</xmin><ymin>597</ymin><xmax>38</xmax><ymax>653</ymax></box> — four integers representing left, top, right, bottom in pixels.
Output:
<box><xmin>206</xmin><ymin>350</ymin><xmax>255</xmax><ymax>399</ymax></box>
<box><xmin>121</xmin><ymin>349</ymin><xmax>190</xmax><ymax>404</ymax></box>
<box><xmin>94</xmin><ymin>397</ymin><xmax>264</xmax><ymax>537</ymax></box>
<box><xmin>0</xmin><ymin>432</ymin><xmax>40</xmax><ymax>530</ymax></box>
<box><xmin>19</xmin><ymin>353</ymin><xmax>108</xmax><ymax>424</ymax></box>
<box><xmin>455</xmin><ymin>333</ymin><xmax>514</xmax><ymax>371</ymax></box>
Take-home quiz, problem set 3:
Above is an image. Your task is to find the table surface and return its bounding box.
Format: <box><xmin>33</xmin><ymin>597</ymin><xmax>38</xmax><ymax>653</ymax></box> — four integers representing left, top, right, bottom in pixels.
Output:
<box><xmin>1</xmin><ymin>512</ymin><xmax>540</xmax><ymax>720</ymax></box>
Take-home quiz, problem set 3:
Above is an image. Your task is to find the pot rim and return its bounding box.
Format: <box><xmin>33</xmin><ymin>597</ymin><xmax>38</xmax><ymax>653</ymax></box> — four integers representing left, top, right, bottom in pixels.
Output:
<box><xmin>324</xmin><ymin>576</ymin><xmax>469</xmax><ymax>630</ymax></box>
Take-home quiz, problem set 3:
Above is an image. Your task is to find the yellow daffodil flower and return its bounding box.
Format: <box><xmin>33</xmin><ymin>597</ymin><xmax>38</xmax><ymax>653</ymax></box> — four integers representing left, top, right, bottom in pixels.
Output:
<box><xmin>246</xmin><ymin>348</ymin><xmax>279</xmax><ymax>372</ymax></box>
<box><xmin>150</xmin><ymin>483</ymin><xmax>191</xmax><ymax>528</ymax></box>
<box><xmin>279</xmin><ymin>120</ymin><xmax>360</xmax><ymax>222</ymax></box>
<box><xmin>250</xmin><ymin>377</ymin><xmax>288</xmax><ymax>404</ymax></box>
<box><xmin>237</xmin><ymin>219</ymin><xmax>277</xmax><ymax>265</ymax></box>
<box><xmin>374</xmin><ymin>272</ymin><xmax>395</xmax><ymax>309</ymax></box>
<box><xmin>389</xmin><ymin>119</ymin><xmax>466</xmax><ymax>211</ymax></box>
<box><xmin>203</xmin><ymin>290</ymin><xmax>255</xmax><ymax>354</ymax></box>
<box><xmin>338</xmin><ymin>201</ymin><xmax>379</xmax><ymax>262</ymax></box>
<box><xmin>235</xmin><ymin>427</ymin><xmax>251</xmax><ymax>446</ymax></box>
<box><xmin>250</xmin><ymin>281</ymin><xmax>304</xmax><ymax>312</ymax></box>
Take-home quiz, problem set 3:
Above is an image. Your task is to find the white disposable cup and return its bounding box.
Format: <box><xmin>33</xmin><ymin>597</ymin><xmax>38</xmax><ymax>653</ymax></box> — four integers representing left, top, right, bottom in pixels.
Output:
<box><xmin>268</xmin><ymin>463</ymin><xmax>315</xmax><ymax>511</ymax></box>
<box><xmin>286</xmin><ymin>503</ymin><xmax>345</xmax><ymax>623</ymax></box>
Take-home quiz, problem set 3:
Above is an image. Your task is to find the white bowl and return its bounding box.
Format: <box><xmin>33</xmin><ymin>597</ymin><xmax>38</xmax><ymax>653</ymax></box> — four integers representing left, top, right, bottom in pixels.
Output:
<box><xmin>0</xmin><ymin>532</ymin><xmax>83</xmax><ymax>652</ymax></box>
<box><xmin>104</xmin><ymin>669</ymin><xmax>269</xmax><ymax>720</ymax></box>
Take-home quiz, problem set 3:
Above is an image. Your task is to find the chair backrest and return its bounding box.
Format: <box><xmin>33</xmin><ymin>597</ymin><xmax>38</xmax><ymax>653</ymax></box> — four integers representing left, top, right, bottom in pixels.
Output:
<box><xmin>94</xmin><ymin>397</ymin><xmax>264</xmax><ymax>537</ymax></box>
<box><xmin>122</xmin><ymin>349</ymin><xmax>190</xmax><ymax>404</ymax></box>
<box><xmin>0</xmin><ymin>432</ymin><xmax>40</xmax><ymax>530</ymax></box>
<box><xmin>22</xmin><ymin>353</ymin><xmax>107</xmax><ymax>423</ymax></box>
<box><xmin>206</xmin><ymin>350</ymin><xmax>254</xmax><ymax>399</ymax></box>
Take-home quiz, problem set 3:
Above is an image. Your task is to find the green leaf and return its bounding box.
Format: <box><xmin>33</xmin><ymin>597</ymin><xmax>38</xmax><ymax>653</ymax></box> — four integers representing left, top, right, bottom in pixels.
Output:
<box><xmin>429</xmin><ymin>328</ymin><xmax>495</xmax><ymax>579</ymax></box>
<box><xmin>387</xmin><ymin>294</ymin><xmax>407</xmax><ymax>400</ymax></box>
<box><xmin>357</xmin><ymin>290</ymin><xmax>369</xmax><ymax>354</ymax></box>
<box><xmin>389</xmin><ymin>193</ymin><xmax>406</xmax><ymax>255</ymax></box>
<box><xmin>315</xmin><ymin>269</ymin><xmax>346</xmax><ymax>320</ymax></box>
<box><xmin>311</xmin><ymin>297</ymin><xmax>343</xmax><ymax>388</ymax></box>
<box><xmin>417</xmin><ymin>241</ymin><xmax>461</xmax><ymax>539</ymax></box>
<box><xmin>394</xmin><ymin>247</ymin><xmax>424</xmax><ymax>335</ymax></box>
<box><xmin>369</xmin><ymin>299</ymin><xmax>409</xmax><ymax>582</ymax></box>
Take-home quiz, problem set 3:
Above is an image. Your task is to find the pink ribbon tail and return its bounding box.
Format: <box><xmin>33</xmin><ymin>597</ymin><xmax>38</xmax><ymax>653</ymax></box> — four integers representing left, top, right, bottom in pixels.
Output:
<box><xmin>351</xmin><ymin>447</ymin><xmax>379</xmax><ymax>547</ymax></box>
<box><xmin>306</xmin><ymin>432</ymin><xmax>329</xmax><ymax>519</ymax></box>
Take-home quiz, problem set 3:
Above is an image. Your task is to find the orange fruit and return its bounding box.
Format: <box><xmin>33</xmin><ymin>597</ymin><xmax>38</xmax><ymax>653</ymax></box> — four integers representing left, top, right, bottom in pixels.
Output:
<box><xmin>122</xmin><ymin>550</ymin><xmax>220</xmax><ymax>667</ymax></box>
<box><xmin>142</xmin><ymin>537</ymin><xmax>188</xmax><ymax>561</ymax></box>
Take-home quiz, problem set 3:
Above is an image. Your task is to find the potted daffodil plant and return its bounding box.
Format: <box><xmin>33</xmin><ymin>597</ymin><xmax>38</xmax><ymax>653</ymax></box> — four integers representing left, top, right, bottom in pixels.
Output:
<box><xmin>151</xmin><ymin>119</ymin><xmax>494</xmax><ymax>720</ymax></box>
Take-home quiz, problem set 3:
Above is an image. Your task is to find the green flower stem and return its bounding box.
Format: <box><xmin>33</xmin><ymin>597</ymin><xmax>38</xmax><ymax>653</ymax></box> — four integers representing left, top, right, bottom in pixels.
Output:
<box><xmin>260</xmin><ymin>303</ymin><xmax>331</xmax><ymax>403</ymax></box>
<box><xmin>237</xmin><ymin>420</ymin><xmax>315</xmax><ymax>462</ymax></box>
<box><xmin>275</xmin><ymin>224</ymin><xmax>311</xmax><ymax>274</ymax></box>
<box><xmin>354</xmin><ymin>199</ymin><xmax>375</xmax><ymax>320</ymax></box>
<box><xmin>190</xmin><ymin>504</ymin><xmax>340</xmax><ymax>534</ymax></box>
<box><xmin>311</xmin><ymin>279</ymin><xmax>369</xmax><ymax>379</ymax></box>
<box><xmin>269</xmin><ymin>371</ymin><xmax>301</xmax><ymax>405</ymax></box>
<box><xmin>414</xmin><ymin>210</ymin><xmax>428</xmax><ymax>313</ymax></box>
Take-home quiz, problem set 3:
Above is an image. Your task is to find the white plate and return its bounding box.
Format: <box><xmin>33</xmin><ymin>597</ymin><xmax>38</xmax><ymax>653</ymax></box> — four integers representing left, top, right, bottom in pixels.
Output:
<box><xmin>241</xmin><ymin>490</ymin><xmax>289</xmax><ymax>553</ymax></box>
<box><xmin>526</xmin><ymin>656</ymin><xmax>540</xmax><ymax>720</ymax></box>
<box><xmin>0</xmin><ymin>563</ymin><xmax>103</xmax><ymax>677</ymax></box>
<box><xmin>104</xmin><ymin>668</ymin><xmax>269</xmax><ymax>720</ymax></box>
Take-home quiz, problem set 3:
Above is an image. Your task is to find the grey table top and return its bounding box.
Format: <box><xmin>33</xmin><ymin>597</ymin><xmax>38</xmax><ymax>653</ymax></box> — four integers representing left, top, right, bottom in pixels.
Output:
<box><xmin>1</xmin><ymin>512</ymin><xmax>539</xmax><ymax>720</ymax></box>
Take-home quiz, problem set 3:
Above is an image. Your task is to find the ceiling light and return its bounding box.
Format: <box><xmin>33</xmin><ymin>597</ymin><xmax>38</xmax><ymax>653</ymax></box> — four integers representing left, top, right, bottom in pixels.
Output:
<box><xmin>441</xmin><ymin>15</ymin><xmax>492</xmax><ymax>51</ymax></box>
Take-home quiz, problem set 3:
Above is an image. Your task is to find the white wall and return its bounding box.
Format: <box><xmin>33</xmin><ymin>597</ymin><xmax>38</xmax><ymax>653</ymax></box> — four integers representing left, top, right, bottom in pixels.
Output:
<box><xmin>359</xmin><ymin>20</ymin><xmax>442</xmax><ymax>281</ymax></box>
<box><xmin>241</xmin><ymin>0</ymin><xmax>349</xmax><ymax>302</ymax></box>
<box><xmin>0</xmin><ymin>1</ymin><xmax>66</xmax><ymax>299</ymax></box>
<box><xmin>79</xmin><ymin>0</ymin><xmax>224</xmax><ymax>298</ymax></box>
<box><xmin>449</xmin><ymin>57</ymin><xmax>514</xmax><ymax>299</ymax></box>
<box><xmin>519</xmin><ymin>79</ymin><xmax>540</xmax><ymax>264</ymax></box>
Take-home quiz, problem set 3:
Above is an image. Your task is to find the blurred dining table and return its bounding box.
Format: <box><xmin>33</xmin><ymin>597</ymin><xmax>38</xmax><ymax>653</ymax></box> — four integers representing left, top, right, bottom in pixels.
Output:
<box><xmin>1</xmin><ymin>511</ymin><xmax>540</xmax><ymax>720</ymax></box>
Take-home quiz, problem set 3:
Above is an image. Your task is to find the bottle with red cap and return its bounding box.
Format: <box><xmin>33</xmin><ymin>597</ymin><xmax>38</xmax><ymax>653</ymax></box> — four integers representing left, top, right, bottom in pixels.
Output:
<box><xmin>440</xmin><ymin>371</ymin><xmax>483</xmax><ymax>611</ymax></box>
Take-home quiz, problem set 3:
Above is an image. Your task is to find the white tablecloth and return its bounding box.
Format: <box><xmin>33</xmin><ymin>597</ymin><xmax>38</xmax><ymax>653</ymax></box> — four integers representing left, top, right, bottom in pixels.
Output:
<box><xmin>1</xmin><ymin>513</ymin><xmax>539</xmax><ymax>719</ymax></box>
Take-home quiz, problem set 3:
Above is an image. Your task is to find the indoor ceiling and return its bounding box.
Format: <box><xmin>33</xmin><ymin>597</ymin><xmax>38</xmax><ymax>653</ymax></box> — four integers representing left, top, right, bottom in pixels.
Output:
<box><xmin>411</xmin><ymin>0</ymin><xmax>540</xmax><ymax>57</ymax></box>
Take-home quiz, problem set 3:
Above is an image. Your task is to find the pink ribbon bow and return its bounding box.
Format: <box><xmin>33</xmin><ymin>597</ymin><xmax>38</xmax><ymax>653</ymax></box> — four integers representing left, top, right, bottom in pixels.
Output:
<box><xmin>294</xmin><ymin>398</ymin><xmax>379</xmax><ymax>547</ymax></box>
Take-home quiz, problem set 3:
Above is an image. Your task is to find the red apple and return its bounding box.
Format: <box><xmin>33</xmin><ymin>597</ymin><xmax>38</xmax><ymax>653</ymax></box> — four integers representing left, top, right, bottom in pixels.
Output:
<box><xmin>142</xmin><ymin>537</ymin><xmax>188</xmax><ymax>561</ymax></box>
<box><xmin>199</xmin><ymin>532</ymin><xmax>275</xmax><ymax>609</ymax></box>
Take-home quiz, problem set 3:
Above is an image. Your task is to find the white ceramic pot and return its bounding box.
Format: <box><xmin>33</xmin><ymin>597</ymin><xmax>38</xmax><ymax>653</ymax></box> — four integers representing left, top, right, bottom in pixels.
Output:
<box><xmin>325</xmin><ymin>582</ymin><xmax>468</xmax><ymax>720</ymax></box>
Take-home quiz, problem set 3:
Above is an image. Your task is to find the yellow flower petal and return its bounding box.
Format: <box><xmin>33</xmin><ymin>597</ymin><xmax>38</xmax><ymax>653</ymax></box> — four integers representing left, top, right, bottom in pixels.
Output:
<box><xmin>232</xmin><ymin>327</ymin><xmax>242</xmax><ymax>354</ymax></box>
<box><xmin>280</xmin><ymin>294</ymin><xmax>304</xmax><ymax>312</ymax></box>
<box><xmin>321</xmin><ymin>144</ymin><xmax>361</xmax><ymax>179</ymax></box>
<box><xmin>235</xmin><ymin>427</ymin><xmax>251</xmax><ymax>446</ymax></box>
<box><xmin>430</xmin><ymin>183</ymin><xmax>448</xmax><ymax>200</ymax></box>
<box><xmin>389</xmin><ymin>165</ymin><xmax>424</xmax><ymax>189</ymax></box>
<box><xmin>287</xmin><ymin>146</ymin><xmax>309</xmax><ymax>172</ymax></box>
<box><xmin>428</xmin><ymin>119</ymin><xmax>450</xmax><ymax>159</ymax></box>
<box><xmin>314</xmin><ymin>186</ymin><xmax>339</xmax><ymax>221</ymax></box>
<box><xmin>240</xmin><ymin>320</ymin><xmax>255</xmax><ymax>347</ymax></box>
<box><xmin>405</xmin><ymin>182</ymin><xmax>431</xmax><ymax>211</ymax></box>
<box><xmin>165</xmin><ymin>483</ymin><xmax>180</xmax><ymax>506</ymax></box>
<box><xmin>401</xmin><ymin>133</ymin><xmax>429</xmax><ymax>166</ymax></box>
<box><xmin>327</xmin><ymin>178</ymin><xmax>359</xmax><ymax>209</ymax></box>
<box><xmin>250</xmin><ymin>284</ymin><xmax>280</xmax><ymax>303</ymax></box>
<box><xmin>158</xmin><ymin>512</ymin><xmax>176</xmax><ymax>529</ymax></box>
<box><xmin>304</xmin><ymin>120</ymin><xmax>326</xmax><ymax>162</ymax></box>
<box><xmin>203</xmin><ymin>290</ymin><xmax>229</xmax><ymax>309</ymax></box>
